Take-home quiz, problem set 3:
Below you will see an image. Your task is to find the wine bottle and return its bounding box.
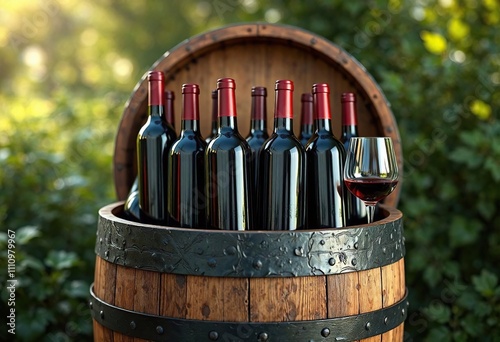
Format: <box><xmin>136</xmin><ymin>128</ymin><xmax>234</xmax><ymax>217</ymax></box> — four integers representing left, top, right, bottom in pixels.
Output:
<box><xmin>259</xmin><ymin>80</ymin><xmax>306</xmax><ymax>230</ymax></box>
<box><xmin>125</xmin><ymin>87</ymin><xmax>175</xmax><ymax>223</ymax></box>
<box><xmin>167</xmin><ymin>84</ymin><xmax>207</xmax><ymax>228</ymax></box>
<box><xmin>299</xmin><ymin>93</ymin><xmax>314</xmax><ymax>146</ymax></box>
<box><xmin>205</xmin><ymin>89</ymin><xmax>218</xmax><ymax>143</ymax></box>
<box><xmin>205</xmin><ymin>78</ymin><xmax>252</xmax><ymax>230</ymax></box>
<box><xmin>136</xmin><ymin>71</ymin><xmax>175</xmax><ymax>224</ymax></box>
<box><xmin>245</xmin><ymin>86</ymin><xmax>269</xmax><ymax>190</ymax></box>
<box><xmin>164</xmin><ymin>90</ymin><xmax>176</xmax><ymax>134</ymax></box>
<box><xmin>123</xmin><ymin>178</ymin><xmax>140</xmax><ymax>221</ymax></box>
<box><xmin>341</xmin><ymin>92</ymin><xmax>367</xmax><ymax>225</ymax></box>
<box><xmin>305</xmin><ymin>83</ymin><xmax>346</xmax><ymax>228</ymax></box>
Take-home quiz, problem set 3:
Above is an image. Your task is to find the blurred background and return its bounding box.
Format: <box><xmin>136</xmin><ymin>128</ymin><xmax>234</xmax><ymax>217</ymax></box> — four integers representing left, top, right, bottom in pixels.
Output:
<box><xmin>1</xmin><ymin>0</ymin><xmax>499</xmax><ymax>341</ymax></box>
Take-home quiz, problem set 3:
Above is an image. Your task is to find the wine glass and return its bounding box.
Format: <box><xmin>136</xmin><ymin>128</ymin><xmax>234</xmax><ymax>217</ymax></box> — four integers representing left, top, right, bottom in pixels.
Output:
<box><xmin>343</xmin><ymin>137</ymin><xmax>399</xmax><ymax>224</ymax></box>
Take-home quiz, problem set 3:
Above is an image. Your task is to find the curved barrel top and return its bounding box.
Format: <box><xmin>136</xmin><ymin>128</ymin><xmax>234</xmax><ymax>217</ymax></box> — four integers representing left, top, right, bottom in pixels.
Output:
<box><xmin>95</xmin><ymin>202</ymin><xmax>405</xmax><ymax>278</ymax></box>
<box><xmin>114</xmin><ymin>23</ymin><xmax>402</xmax><ymax>206</ymax></box>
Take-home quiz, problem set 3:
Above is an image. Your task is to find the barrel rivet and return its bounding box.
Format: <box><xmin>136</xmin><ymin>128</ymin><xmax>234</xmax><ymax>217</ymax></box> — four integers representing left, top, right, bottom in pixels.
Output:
<box><xmin>209</xmin><ymin>331</ymin><xmax>219</xmax><ymax>340</ymax></box>
<box><xmin>402</xmin><ymin>308</ymin><xmax>405</xmax><ymax>316</ymax></box>
<box><xmin>258</xmin><ymin>332</ymin><xmax>269</xmax><ymax>341</ymax></box>
<box><xmin>253</xmin><ymin>260</ymin><xmax>263</xmax><ymax>269</ymax></box>
<box><xmin>130</xmin><ymin>321</ymin><xmax>136</xmax><ymax>329</ymax></box>
<box><xmin>365</xmin><ymin>322</ymin><xmax>371</xmax><ymax>330</ymax></box>
<box><xmin>328</xmin><ymin>258</ymin><xmax>336</xmax><ymax>266</ymax></box>
<box><xmin>105</xmin><ymin>250</ymin><xmax>109</xmax><ymax>258</ymax></box>
<box><xmin>89</xmin><ymin>301</ymin><xmax>93</xmax><ymax>309</ymax></box>
<box><xmin>207</xmin><ymin>258</ymin><xmax>217</xmax><ymax>268</ymax></box>
<box><xmin>294</xmin><ymin>247</ymin><xmax>303</xmax><ymax>256</ymax></box>
<box><xmin>156</xmin><ymin>326</ymin><xmax>164</xmax><ymax>334</ymax></box>
<box><xmin>99</xmin><ymin>310</ymin><xmax>104</xmax><ymax>319</ymax></box>
<box><xmin>225</xmin><ymin>246</ymin><xmax>237</xmax><ymax>255</ymax></box>
<box><xmin>321</xmin><ymin>328</ymin><xmax>330</xmax><ymax>337</ymax></box>
<box><xmin>384</xmin><ymin>317</ymin><xmax>388</xmax><ymax>325</ymax></box>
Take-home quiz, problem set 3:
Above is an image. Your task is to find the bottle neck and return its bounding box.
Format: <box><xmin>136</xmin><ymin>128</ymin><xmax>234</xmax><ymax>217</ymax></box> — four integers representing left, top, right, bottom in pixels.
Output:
<box><xmin>274</xmin><ymin>89</ymin><xmax>293</xmax><ymax>120</ymax></box>
<box><xmin>250</xmin><ymin>94</ymin><xmax>267</xmax><ymax>133</ymax></box>
<box><xmin>300</xmin><ymin>123</ymin><xmax>313</xmax><ymax>135</ymax></box>
<box><xmin>218</xmin><ymin>88</ymin><xmax>237</xmax><ymax>117</ymax></box>
<box><xmin>315</xmin><ymin>118</ymin><xmax>332</xmax><ymax>132</ymax></box>
<box><xmin>219</xmin><ymin>116</ymin><xmax>238</xmax><ymax>131</ymax></box>
<box><xmin>211</xmin><ymin>94</ymin><xmax>218</xmax><ymax>130</ymax></box>
<box><xmin>181</xmin><ymin>119</ymin><xmax>200</xmax><ymax>132</ymax></box>
<box><xmin>300</xmin><ymin>101</ymin><xmax>313</xmax><ymax>126</ymax></box>
<box><xmin>341</xmin><ymin>99</ymin><xmax>358</xmax><ymax>138</ymax></box>
<box><xmin>165</xmin><ymin>98</ymin><xmax>174</xmax><ymax>126</ymax></box>
<box><xmin>274</xmin><ymin>117</ymin><xmax>293</xmax><ymax>132</ymax></box>
<box><xmin>149</xmin><ymin>105</ymin><xmax>163</xmax><ymax>118</ymax></box>
<box><xmin>148</xmin><ymin>78</ymin><xmax>164</xmax><ymax>117</ymax></box>
<box><xmin>342</xmin><ymin>101</ymin><xmax>358</xmax><ymax>126</ymax></box>
<box><xmin>342</xmin><ymin>124</ymin><xmax>358</xmax><ymax>137</ymax></box>
<box><xmin>251</xmin><ymin>119</ymin><xmax>266</xmax><ymax>132</ymax></box>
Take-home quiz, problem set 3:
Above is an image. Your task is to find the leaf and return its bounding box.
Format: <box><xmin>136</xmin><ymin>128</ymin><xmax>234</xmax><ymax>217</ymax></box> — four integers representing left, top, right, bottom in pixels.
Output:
<box><xmin>448</xmin><ymin>216</ymin><xmax>481</xmax><ymax>248</ymax></box>
<box><xmin>472</xmin><ymin>270</ymin><xmax>498</xmax><ymax>298</ymax></box>
<box><xmin>426</xmin><ymin>326</ymin><xmax>452</xmax><ymax>342</ymax></box>
<box><xmin>421</xmin><ymin>30</ymin><xmax>448</xmax><ymax>54</ymax></box>
<box><xmin>63</xmin><ymin>280</ymin><xmax>90</xmax><ymax>299</ymax></box>
<box><xmin>16</xmin><ymin>225</ymin><xmax>40</xmax><ymax>244</ymax></box>
<box><xmin>424</xmin><ymin>302</ymin><xmax>451</xmax><ymax>324</ymax></box>
<box><xmin>423</xmin><ymin>265</ymin><xmax>443</xmax><ymax>287</ymax></box>
<box><xmin>469</xmin><ymin>99</ymin><xmax>492</xmax><ymax>120</ymax></box>
<box><xmin>448</xmin><ymin>147</ymin><xmax>483</xmax><ymax>168</ymax></box>
<box><xmin>45</xmin><ymin>250</ymin><xmax>79</xmax><ymax>271</ymax></box>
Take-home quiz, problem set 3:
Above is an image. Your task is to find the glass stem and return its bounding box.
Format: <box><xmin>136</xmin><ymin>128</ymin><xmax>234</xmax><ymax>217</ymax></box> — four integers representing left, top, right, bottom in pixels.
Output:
<box><xmin>366</xmin><ymin>204</ymin><xmax>376</xmax><ymax>224</ymax></box>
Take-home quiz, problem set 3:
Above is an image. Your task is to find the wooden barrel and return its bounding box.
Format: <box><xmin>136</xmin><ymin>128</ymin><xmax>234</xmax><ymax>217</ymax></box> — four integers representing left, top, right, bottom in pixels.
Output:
<box><xmin>113</xmin><ymin>22</ymin><xmax>403</xmax><ymax>207</ymax></box>
<box><xmin>91</xmin><ymin>202</ymin><xmax>407</xmax><ymax>341</ymax></box>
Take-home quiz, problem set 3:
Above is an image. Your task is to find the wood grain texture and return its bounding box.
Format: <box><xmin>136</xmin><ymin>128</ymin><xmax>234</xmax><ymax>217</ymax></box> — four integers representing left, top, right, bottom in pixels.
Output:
<box><xmin>186</xmin><ymin>276</ymin><xmax>249</xmax><ymax>322</ymax></box>
<box><xmin>249</xmin><ymin>276</ymin><xmax>327</xmax><ymax>322</ymax></box>
<box><xmin>113</xmin><ymin>265</ymin><xmax>135</xmax><ymax>342</ymax></box>
<box><xmin>327</xmin><ymin>272</ymin><xmax>360</xmax><ymax>318</ymax></box>
<box><xmin>93</xmin><ymin>257</ymin><xmax>116</xmax><ymax>342</ymax></box>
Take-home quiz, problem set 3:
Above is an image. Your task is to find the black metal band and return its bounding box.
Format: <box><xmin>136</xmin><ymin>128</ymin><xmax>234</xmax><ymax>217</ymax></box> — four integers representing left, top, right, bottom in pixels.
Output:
<box><xmin>90</xmin><ymin>285</ymin><xmax>408</xmax><ymax>341</ymax></box>
<box><xmin>95</xmin><ymin>203</ymin><xmax>405</xmax><ymax>277</ymax></box>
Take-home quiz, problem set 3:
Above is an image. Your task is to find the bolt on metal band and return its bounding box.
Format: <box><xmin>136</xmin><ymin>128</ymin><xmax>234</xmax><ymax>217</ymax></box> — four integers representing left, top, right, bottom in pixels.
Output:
<box><xmin>90</xmin><ymin>285</ymin><xmax>409</xmax><ymax>341</ymax></box>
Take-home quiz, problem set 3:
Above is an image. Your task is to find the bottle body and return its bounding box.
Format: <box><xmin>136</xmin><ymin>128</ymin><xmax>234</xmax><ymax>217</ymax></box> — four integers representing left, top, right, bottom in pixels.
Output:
<box><xmin>167</xmin><ymin>84</ymin><xmax>207</xmax><ymax>228</ymax></box>
<box><xmin>245</xmin><ymin>86</ymin><xmax>269</xmax><ymax>190</ymax></box>
<box><xmin>259</xmin><ymin>80</ymin><xmax>306</xmax><ymax>230</ymax></box>
<box><xmin>137</xmin><ymin>71</ymin><xmax>174</xmax><ymax>224</ymax></box>
<box><xmin>123</xmin><ymin>178</ymin><xmax>140</xmax><ymax>221</ymax></box>
<box><xmin>206</xmin><ymin>78</ymin><xmax>252</xmax><ymax>230</ymax></box>
<box><xmin>340</xmin><ymin>92</ymin><xmax>367</xmax><ymax>225</ymax></box>
<box><xmin>305</xmin><ymin>83</ymin><xmax>346</xmax><ymax>228</ymax></box>
<box><xmin>299</xmin><ymin>93</ymin><xmax>314</xmax><ymax>146</ymax></box>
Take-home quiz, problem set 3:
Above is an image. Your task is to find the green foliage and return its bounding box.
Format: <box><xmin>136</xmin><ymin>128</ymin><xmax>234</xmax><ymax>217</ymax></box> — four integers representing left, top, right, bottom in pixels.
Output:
<box><xmin>1</xmin><ymin>0</ymin><xmax>499</xmax><ymax>340</ymax></box>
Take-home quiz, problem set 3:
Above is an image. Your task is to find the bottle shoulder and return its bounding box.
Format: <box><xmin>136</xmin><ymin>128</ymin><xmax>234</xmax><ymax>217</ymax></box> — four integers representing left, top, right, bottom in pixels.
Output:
<box><xmin>170</xmin><ymin>132</ymin><xmax>207</xmax><ymax>154</ymax></box>
<box><xmin>138</xmin><ymin>118</ymin><xmax>174</xmax><ymax>138</ymax></box>
<box><xmin>207</xmin><ymin>131</ymin><xmax>250</xmax><ymax>153</ymax></box>
<box><xmin>246</xmin><ymin>132</ymin><xmax>269</xmax><ymax>148</ymax></box>
<box><xmin>306</xmin><ymin>132</ymin><xmax>346</xmax><ymax>153</ymax></box>
<box><xmin>262</xmin><ymin>132</ymin><xmax>304</xmax><ymax>154</ymax></box>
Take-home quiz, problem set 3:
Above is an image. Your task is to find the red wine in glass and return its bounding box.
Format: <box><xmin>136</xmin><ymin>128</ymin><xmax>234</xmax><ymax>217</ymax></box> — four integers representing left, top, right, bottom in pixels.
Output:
<box><xmin>344</xmin><ymin>178</ymin><xmax>398</xmax><ymax>204</ymax></box>
<box><xmin>343</xmin><ymin>137</ymin><xmax>399</xmax><ymax>224</ymax></box>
